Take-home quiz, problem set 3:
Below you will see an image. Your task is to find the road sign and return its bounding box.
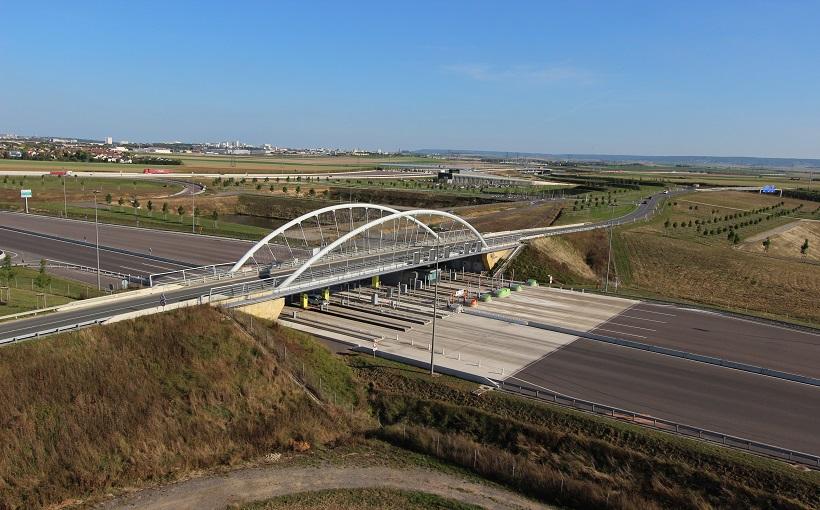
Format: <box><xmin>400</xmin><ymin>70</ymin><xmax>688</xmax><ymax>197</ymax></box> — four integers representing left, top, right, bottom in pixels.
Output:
<box><xmin>20</xmin><ymin>189</ymin><xmax>32</xmax><ymax>198</ymax></box>
<box><xmin>761</xmin><ymin>185</ymin><xmax>777</xmax><ymax>193</ymax></box>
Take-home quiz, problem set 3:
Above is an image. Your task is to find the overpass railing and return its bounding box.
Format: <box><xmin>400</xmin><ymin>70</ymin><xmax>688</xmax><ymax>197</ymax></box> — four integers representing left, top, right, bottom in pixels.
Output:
<box><xmin>498</xmin><ymin>380</ymin><xmax>820</xmax><ymax>469</ymax></box>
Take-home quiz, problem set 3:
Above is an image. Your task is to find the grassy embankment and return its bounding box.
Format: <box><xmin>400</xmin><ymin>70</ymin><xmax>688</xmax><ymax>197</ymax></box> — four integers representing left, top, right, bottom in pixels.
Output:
<box><xmin>237</xmin><ymin>488</ymin><xmax>482</xmax><ymax>510</ymax></box>
<box><xmin>0</xmin><ymin>306</ymin><xmax>366</xmax><ymax>508</ymax></box>
<box><xmin>509</xmin><ymin>190</ymin><xmax>820</xmax><ymax>325</ymax></box>
<box><xmin>0</xmin><ymin>266</ymin><xmax>104</xmax><ymax>317</ymax></box>
<box><xmin>2</xmin><ymin>306</ymin><xmax>817</xmax><ymax>509</ymax></box>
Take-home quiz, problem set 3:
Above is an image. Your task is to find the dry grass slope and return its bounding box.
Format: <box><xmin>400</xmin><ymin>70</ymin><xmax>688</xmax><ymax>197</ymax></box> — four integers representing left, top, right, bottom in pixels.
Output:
<box><xmin>0</xmin><ymin>306</ymin><xmax>355</xmax><ymax>509</ymax></box>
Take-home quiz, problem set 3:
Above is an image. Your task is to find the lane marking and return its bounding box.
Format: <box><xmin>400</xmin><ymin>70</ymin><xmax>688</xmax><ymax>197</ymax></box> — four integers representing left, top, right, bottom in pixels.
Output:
<box><xmin>593</xmin><ymin>328</ymin><xmax>647</xmax><ymax>339</ymax></box>
<box><xmin>605</xmin><ymin>322</ymin><xmax>656</xmax><ymax>332</ymax></box>
<box><xmin>618</xmin><ymin>314</ymin><xmax>667</xmax><ymax>323</ymax></box>
<box><xmin>629</xmin><ymin>308</ymin><xmax>676</xmax><ymax>317</ymax></box>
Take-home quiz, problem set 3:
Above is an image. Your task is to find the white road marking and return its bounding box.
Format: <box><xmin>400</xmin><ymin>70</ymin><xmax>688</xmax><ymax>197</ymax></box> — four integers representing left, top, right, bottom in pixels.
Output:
<box><xmin>594</xmin><ymin>328</ymin><xmax>648</xmax><ymax>339</ymax></box>
<box><xmin>606</xmin><ymin>322</ymin><xmax>656</xmax><ymax>332</ymax></box>
<box><xmin>630</xmin><ymin>308</ymin><xmax>676</xmax><ymax>317</ymax></box>
<box><xmin>619</xmin><ymin>314</ymin><xmax>667</xmax><ymax>323</ymax></box>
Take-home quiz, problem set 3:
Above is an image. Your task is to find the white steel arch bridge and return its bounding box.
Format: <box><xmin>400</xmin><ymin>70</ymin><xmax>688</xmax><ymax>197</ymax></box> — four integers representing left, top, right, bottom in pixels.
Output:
<box><xmin>209</xmin><ymin>203</ymin><xmax>520</xmax><ymax>302</ymax></box>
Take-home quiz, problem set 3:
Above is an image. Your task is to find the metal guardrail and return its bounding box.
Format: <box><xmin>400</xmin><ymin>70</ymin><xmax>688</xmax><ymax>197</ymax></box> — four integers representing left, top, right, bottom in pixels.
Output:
<box><xmin>463</xmin><ymin>307</ymin><xmax>820</xmax><ymax>387</ymax></box>
<box><xmin>0</xmin><ymin>319</ymin><xmax>106</xmax><ymax>345</ymax></box>
<box><xmin>149</xmin><ymin>263</ymin><xmax>260</xmax><ymax>286</ymax></box>
<box><xmin>498</xmin><ymin>380</ymin><xmax>820</xmax><ymax>468</ymax></box>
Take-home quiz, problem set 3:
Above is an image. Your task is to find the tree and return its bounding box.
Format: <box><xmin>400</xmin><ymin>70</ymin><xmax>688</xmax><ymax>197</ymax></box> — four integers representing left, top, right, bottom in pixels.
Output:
<box><xmin>282</xmin><ymin>186</ymin><xmax>288</xmax><ymax>194</ymax></box>
<box><xmin>211</xmin><ymin>210</ymin><xmax>219</xmax><ymax>227</ymax></box>
<box><xmin>105</xmin><ymin>193</ymin><xmax>113</xmax><ymax>205</ymax></box>
<box><xmin>147</xmin><ymin>200</ymin><xmax>154</xmax><ymax>216</ymax></box>
<box><xmin>162</xmin><ymin>202</ymin><xmax>169</xmax><ymax>219</ymax></box>
<box><xmin>35</xmin><ymin>258</ymin><xmax>51</xmax><ymax>289</ymax></box>
<box><xmin>0</xmin><ymin>253</ymin><xmax>15</xmax><ymax>283</ymax></box>
<box><xmin>295</xmin><ymin>185</ymin><xmax>301</xmax><ymax>195</ymax></box>
<box><xmin>664</xmin><ymin>219</ymin><xmax>670</xmax><ymax>229</ymax></box>
<box><xmin>308</xmin><ymin>188</ymin><xmax>316</xmax><ymax>197</ymax></box>
<box><xmin>177</xmin><ymin>205</ymin><xmax>185</xmax><ymax>222</ymax></box>
<box><xmin>118</xmin><ymin>197</ymin><xmax>125</xmax><ymax>210</ymax></box>
<box><xmin>762</xmin><ymin>237</ymin><xmax>771</xmax><ymax>252</ymax></box>
<box><xmin>801</xmin><ymin>238</ymin><xmax>809</xmax><ymax>258</ymax></box>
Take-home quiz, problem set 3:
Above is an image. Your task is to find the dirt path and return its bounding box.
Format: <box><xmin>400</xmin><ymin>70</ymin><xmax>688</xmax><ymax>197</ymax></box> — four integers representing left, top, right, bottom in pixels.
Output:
<box><xmin>97</xmin><ymin>466</ymin><xmax>554</xmax><ymax>510</ymax></box>
<box><xmin>742</xmin><ymin>219</ymin><xmax>804</xmax><ymax>243</ymax></box>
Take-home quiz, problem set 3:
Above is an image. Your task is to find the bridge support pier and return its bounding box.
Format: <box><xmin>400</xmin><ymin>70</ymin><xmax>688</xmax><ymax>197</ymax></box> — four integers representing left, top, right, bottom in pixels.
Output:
<box><xmin>236</xmin><ymin>298</ymin><xmax>285</xmax><ymax>321</ymax></box>
<box><xmin>481</xmin><ymin>249</ymin><xmax>513</xmax><ymax>272</ymax></box>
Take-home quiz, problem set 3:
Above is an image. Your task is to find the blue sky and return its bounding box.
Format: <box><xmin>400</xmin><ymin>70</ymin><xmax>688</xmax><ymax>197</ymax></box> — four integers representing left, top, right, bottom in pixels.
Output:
<box><xmin>2</xmin><ymin>1</ymin><xmax>819</xmax><ymax>157</ymax></box>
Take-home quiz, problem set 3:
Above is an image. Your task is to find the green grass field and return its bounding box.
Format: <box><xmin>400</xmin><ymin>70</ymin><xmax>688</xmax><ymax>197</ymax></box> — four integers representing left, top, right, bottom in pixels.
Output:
<box><xmin>0</xmin><ymin>266</ymin><xmax>104</xmax><ymax>317</ymax></box>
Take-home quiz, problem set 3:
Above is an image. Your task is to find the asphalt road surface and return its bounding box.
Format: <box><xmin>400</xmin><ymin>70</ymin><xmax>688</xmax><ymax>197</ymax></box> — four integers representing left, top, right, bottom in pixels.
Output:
<box><xmin>0</xmin><ymin>227</ymin><xmax>188</xmax><ymax>275</ymax></box>
<box><xmin>506</xmin><ymin>338</ymin><xmax>820</xmax><ymax>455</ymax></box>
<box><xmin>591</xmin><ymin>302</ymin><xmax>820</xmax><ymax>378</ymax></box>
<box><xmin>0</xmin><ymin>211</ymin><xmax>252</xmax><ymax>266</ymax></box>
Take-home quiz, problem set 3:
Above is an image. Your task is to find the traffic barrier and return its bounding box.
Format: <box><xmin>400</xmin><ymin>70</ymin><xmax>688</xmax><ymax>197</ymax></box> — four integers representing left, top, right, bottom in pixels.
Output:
<box><xmin>498</xmin><ymin>380</ymin><xmax>820</xmax><ymax>469</ymax></box>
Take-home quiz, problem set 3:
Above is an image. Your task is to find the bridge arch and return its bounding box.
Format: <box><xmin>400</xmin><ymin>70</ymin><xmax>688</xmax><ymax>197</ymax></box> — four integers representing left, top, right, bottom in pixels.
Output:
<box><xmin>275</xmin><ymin>209</ymin><xmax>488</xmax><ymax>290</ymax></box>
<box><xmin>230</xmin><ymin>203</ymin><xmax>440</xmax><ymax>272</ymax></box>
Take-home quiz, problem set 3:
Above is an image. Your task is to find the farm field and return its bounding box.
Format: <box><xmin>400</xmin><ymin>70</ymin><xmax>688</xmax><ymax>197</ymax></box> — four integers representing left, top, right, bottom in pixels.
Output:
<box><xmin>0</xmin><ymin>154</ymin><xmax>438</xmax><ymax>175</ymax></box>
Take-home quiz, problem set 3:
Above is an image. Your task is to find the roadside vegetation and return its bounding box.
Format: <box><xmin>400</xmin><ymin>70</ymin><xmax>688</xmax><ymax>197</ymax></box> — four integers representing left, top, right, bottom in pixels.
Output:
<box><xmin>509</xmin><ymin>190</ymin><xmax>820</xmax><ymax>326</ymax></box>
<box><xmin>0</xmin><ymin>263</ymin><xmax>104</xmax><ymax>317</ymax></box>
<box><xmin>236</xmin><ymin>488</ymin><xmax>483</xmax><ymax>510</ymax></box>
<box><xmin>1</xmin><ymin>306</ymin><xmax>816</xmax><ymax>509</ymax></box>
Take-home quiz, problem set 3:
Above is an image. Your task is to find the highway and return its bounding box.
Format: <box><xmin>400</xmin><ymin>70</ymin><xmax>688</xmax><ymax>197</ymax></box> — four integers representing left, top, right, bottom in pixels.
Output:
<box><xmin>506</xmin><ymin>338</ymin><xmax>820</xmax><ymax>455</ymax></box>
<box><xmin>0</xmin><ymin>211</ymin><xmax>253</xmax><ymax>267</ymax></box>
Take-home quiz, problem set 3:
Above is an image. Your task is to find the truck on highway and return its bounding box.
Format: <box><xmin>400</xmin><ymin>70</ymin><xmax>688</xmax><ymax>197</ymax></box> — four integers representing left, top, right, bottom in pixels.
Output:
<box><xmin>49</xmin><ymin>170</ymin><xmax>73</xmax><ymax>176</ymax></box>
<box><xmin>143</xmin><ymin>168</ymin><xmax>172</xmax><ymax>174</ymax></box>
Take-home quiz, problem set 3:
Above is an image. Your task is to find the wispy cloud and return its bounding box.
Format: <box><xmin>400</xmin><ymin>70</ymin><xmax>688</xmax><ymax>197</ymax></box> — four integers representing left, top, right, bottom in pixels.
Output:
<box><xmin>443</xmin><ymin>64</ymin><xmax>593</xmax><ymax>84</ymax></box>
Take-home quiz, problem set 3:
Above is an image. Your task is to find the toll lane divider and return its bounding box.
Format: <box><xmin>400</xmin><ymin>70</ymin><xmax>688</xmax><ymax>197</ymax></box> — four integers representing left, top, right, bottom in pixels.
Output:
<box><xmin>462</xmin><ymin>308</ymin><xmax>820</xmax><ymax>388</ymax></box>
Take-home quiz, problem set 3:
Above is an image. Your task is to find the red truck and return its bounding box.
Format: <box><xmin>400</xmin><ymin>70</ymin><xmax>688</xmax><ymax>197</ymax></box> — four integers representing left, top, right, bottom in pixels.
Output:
<box><xmin>143</xmin><ymin>168</ymin><xmax>172</xmax><ymax>174</ymax></box>
<box><xmin>49</xmin><ymin>170</ymin><xmax>73</xmax><ymax>176</ymax></box>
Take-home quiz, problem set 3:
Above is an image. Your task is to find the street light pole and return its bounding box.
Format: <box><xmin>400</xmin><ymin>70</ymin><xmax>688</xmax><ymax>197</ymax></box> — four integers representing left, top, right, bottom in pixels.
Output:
<box><xmin>192</xmin><ymin>184</ymin><xmax>196</xmax><ymax>234</ymax></box>
<box><xmin>93</xmin><ymin>191</ymin><xmax>101</xmax><ymax>291</ymax></box>
<box><xmin>62</xmin><ymin>176</ymin><xmax>67</xmax><ymax>218</ymax></box>
<box><xmin>604</xmin><ymin>203</ymin><xmax>614</xmax><ymax>292</ymax></box>
<box><xmin>430</xmin><ymin>235</ymin><xmax>440</xmax><ymax>376</ymax></box>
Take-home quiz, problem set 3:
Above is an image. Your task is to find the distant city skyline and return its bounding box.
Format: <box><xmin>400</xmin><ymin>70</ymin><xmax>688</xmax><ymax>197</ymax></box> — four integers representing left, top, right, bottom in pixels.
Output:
<box><xmin>2</xmin><ymin>1</ymin><xmax>819</xmax><ymax>158</ymax></box>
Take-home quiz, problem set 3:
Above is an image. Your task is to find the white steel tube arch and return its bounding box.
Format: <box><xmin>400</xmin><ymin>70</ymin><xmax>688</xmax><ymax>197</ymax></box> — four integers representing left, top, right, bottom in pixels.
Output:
<box><xmin>229</xmin><ymin>203</ymin><xmax>438</xmax><ymax>272</ymax></box>
<box><xmin>275</xmin><ymin>209</ymin><xmax>487</xmax><ymax>290</ymax></box>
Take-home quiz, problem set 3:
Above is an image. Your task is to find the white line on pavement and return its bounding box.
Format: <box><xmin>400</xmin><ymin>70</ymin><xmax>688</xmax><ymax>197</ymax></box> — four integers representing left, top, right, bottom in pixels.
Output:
<box><xmin>605</xmin><ymin>322</ymin><xmax>657</xmax><ymax>332</ymax></box>
<box><xmin>594</xmin><ymin>328</ymin><xmax>648</xmax><ymax>339</ymax></box>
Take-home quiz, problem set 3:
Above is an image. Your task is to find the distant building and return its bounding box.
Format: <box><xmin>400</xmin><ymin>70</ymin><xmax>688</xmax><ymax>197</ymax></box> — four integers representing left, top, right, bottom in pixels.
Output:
<box><xmin>105</xmin><ymin>136</ymin><xmax>113</xmax><ymax>145</ymax></box>
<box><xmin>141</xmin><ymin>147</ymin><xmax>173</xmax><ymax>154</ymax></box>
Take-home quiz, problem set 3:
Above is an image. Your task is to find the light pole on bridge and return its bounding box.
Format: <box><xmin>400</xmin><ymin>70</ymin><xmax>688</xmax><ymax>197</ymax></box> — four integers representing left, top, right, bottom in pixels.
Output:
<box><xmin>430</xmin><ymin>234</ymin><xmax>440</xmax><ymax>376</ymax></box>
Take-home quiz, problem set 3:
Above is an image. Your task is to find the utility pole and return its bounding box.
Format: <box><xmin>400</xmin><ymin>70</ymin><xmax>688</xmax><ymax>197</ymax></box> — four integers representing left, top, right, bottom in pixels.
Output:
<box><xmin>430</xmin><ymin>235</ymin><xmax>440</xmax><ymax>376</ymax></box>
<box><xmin>93</xmin><ymin>191</ymin><xmax>102</xmax><ymax>291</ymax></box>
